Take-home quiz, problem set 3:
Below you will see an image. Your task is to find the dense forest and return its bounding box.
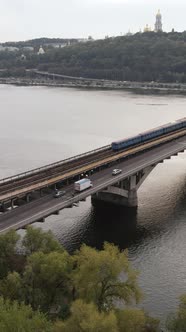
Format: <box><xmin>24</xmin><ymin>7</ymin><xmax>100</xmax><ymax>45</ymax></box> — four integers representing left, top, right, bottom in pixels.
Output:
<box><xmin>1</xmin><ymin>32</ymin><xmax>186</xmax><ymax>83</ymax></box>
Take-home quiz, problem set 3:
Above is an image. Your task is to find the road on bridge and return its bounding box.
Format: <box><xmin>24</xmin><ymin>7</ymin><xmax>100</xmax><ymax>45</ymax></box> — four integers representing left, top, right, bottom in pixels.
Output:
<box><xmin>0</xmin><ymin>136</ymin><xmax>185</xmax><ymax>233</ymax></box>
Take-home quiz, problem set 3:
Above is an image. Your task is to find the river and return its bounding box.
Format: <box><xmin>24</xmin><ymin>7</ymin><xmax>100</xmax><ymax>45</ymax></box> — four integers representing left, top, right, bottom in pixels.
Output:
<box><xmin>0</xmin><ymin>84</ymin><xmax>186</xmax><ymax>325</ymax></box>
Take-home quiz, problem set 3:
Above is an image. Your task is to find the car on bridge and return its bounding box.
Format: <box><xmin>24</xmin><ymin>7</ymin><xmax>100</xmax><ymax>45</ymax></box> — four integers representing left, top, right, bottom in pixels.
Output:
<box><xmin>112</xmin><ymin>169</ymin><xmax>122</xmax><ymax>176</ymax></box>
<box><xmin>54</xmin><ymin>190</ymin><xmax>66</xmax><ymax>198</ymax></box>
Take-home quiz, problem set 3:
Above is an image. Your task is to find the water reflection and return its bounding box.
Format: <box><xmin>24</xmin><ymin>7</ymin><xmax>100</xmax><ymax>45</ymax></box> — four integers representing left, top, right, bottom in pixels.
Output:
<box><xmin>80</xmin><ymin>203</ymin><xmax>138</xmax><ymax>250</ymax></box>
<box><xmin>55</xmin><ymin>174</ymin><xmax>186</xmax><ymax>255</ymax></box>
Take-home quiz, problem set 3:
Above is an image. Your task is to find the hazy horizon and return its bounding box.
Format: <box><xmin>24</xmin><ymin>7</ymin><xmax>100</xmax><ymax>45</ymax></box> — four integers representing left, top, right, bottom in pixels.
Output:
<box><xmin>0</xmin><ymin>0</ymin><xmax>186</xmax><ymax>43</ymax></box>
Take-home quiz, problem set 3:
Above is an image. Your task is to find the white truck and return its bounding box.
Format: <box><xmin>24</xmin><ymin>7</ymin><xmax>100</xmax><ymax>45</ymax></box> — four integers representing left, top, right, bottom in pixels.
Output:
<box><xmin>74</xmin><ymin>178</ymin><xmax>93</xmax><ymax>192</ymax></box>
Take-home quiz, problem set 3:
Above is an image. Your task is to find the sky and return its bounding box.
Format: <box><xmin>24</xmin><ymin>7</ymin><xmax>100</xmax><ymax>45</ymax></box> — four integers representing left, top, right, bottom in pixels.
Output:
<box><xmin>0</xmin><ymin>0</ymin><xmax>186</xmax><ymax>42</ymax></box>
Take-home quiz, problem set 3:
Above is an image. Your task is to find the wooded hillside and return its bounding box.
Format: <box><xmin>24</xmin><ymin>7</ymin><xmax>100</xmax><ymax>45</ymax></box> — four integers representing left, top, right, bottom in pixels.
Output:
<box><xmin>1</xmin><ymin>32</ymin><xmax>186</xmax><ymax>83</ymax></box>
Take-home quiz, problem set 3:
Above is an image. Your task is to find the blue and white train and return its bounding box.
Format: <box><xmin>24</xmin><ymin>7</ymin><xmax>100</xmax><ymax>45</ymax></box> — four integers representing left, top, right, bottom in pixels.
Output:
<box><xmin>111</xmin><ymin>118</ymin><xmax>186</xmax><ymax>151</ymax></box>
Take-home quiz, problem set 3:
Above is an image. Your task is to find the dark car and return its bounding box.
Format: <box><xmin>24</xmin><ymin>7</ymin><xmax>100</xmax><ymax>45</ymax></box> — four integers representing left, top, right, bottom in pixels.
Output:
<box><xmin>53</xmin><ymin>190</ymin><xmax>66</xmax><ymax>198</ymax></box>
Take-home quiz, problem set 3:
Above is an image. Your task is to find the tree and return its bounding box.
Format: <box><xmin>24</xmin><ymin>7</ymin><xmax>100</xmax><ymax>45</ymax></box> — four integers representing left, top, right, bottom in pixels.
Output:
<box><xmin>73</xmin><ymin>243</ymin><xmax>142</xmax><ymax>312</ymax></box>
<box><xmin>116</xmin><ymin>308</ymin><xmax>159</xmax><ymax>332</ymax></box>
<box><xmin>0</xmin><ymin>227</ymin><xmax>161</xmax><ymax>329</ymax></box>
<box><xmin>116</xmin><ymin>308</ymin><xmax>146</xmax><ymax>332</ymax></box>
<box><xmin>53</xmin><ymin>299</ymin><xmax>118</xmax><ymax>332</ymax></box>
<box><xmin>0</xmin><ymin>297</ymin><xmax>51</xmax><ymax>332</ymax></box>
<box><xmin>22</xmin><ymin>226</ymin><xmax>63</xmax><ymax>255</ymax></box>
<box><xmin>0</xmin><ymin>272</ymin><xmax>23</xmax><ymax>302</ymax></box>
<box><xmin>22</xmin><ymin>251</ymin><xmax>73</xmax><ymax>315</ymax></box>
<box><xmin>0</xmin><ymin>230</ymin><xmax>20</xmax><ymax>279</ymax></box>
<box><xmin>166</xmin><ymin>294</ymin><xmax>186</xmax><ymax>331</ymax></box>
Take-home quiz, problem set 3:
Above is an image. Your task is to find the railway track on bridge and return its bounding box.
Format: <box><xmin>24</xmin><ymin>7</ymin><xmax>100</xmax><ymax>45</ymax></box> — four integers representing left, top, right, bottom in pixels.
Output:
<box><xmin>0</xmin><ymin>128</ymin><xmax>185</xmax><ymax>202</ymax></box>
<box><xmin>0</xmin><ymin>146</ymin><xmax>113</xmax><ymax>195</ymax></box>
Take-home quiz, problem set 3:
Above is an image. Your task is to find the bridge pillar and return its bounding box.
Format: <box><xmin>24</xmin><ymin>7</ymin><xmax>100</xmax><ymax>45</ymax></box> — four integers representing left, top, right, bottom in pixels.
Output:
<box><xmin>53</xmin><ymin>211</ymin><xmax>60</xmax><ymax>215</ymax></box>
<box><xmin>26</xmin><ymin>194</ymin><xmax>31</xmax><ymax>203</ymax></box>
<box><xmin>11</xmin><ymin>199</ymin><xmax>16</xmax><ymax>210</ymax></box>
<box><xmin>91</xmin><ymin>165</ymin><xmax>155</xmax><ymax>208</ymax></box>
<box><xmin>38</xmin><ymin>218</ymin><xmax>45</xmax><ymax>223</ymax></box>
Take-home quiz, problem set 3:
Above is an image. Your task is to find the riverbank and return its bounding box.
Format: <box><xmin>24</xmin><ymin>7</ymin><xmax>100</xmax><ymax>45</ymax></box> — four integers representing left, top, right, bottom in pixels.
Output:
<box><xmin>1</xmin><ymin>77</ymin><xmax>186</xmax><ymax>95</ymax></box>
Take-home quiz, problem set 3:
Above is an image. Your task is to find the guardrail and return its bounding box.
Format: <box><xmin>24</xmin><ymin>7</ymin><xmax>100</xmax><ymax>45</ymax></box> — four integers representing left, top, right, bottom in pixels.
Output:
<box><xmin>0</xmin><ymin>144</ymin><xmax>111</xmax><ymax>185</ymax></box>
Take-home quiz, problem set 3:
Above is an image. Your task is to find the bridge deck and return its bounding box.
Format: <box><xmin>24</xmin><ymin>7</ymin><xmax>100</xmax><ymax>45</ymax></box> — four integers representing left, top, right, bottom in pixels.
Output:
<box><xmin>0</xmin><ymin>128</ymin><xmax>185</xmax><ymax>203</ymax></box>
<box><xmin>0</xmin><ymin>136</ymin><xmax>185</xmax><ymax>234</ymax></box>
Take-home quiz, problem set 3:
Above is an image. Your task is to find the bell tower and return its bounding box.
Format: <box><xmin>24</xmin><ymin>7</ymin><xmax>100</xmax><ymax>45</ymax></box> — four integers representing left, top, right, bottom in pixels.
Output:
<box><xmin>154</xmin><ymin>10</ymin><xmax>163</xmax><ymax>32</ymax></box>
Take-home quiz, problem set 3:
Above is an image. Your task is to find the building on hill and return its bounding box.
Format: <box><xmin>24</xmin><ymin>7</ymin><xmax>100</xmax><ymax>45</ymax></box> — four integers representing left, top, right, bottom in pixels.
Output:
<box><xmin>20</xmin><ymin>54</ymin><xmax>26</xmax><ymax>60</ymax></box>
<box><xmin>44</xmin><ymin>42</ymin><xmax>68</xmax><ymax>48</ymax></box>
<box><xmin>154</xmin><ymin>9</ymin><xmax>163</xmax><ymax>32</ymax></box>
<box><xmin>37</xmin><ymin>46</ymin><xmax>45</xmax><ymax>55</ymax></box>
<box><xmin>0</xmin><ymin>45</ymin><xmax>19</xmax><ymax>52</ymax></box>
<box><xmin>143</xmin><ymin>24</ymin><xmax>151</xmax><ymax>32</ymax></box>
<box><xmin>126</xmin><ymin>30</ymin><xmax>133</xmax><ymax>36</ymax></box>
<box><xmin>78</xmin><ymin>38</ymin><xmax>90</xmax><ymax>43</ymax></box>
<box><xmin>23</xmin><ymin>46</ymin><xmax>34</xmax><ymax>52</ymax></box>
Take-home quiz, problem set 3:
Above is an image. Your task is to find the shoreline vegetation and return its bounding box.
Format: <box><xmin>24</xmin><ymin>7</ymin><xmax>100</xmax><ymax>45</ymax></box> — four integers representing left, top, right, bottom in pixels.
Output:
<box><xmin>0</xmin><ymin>226</ymin><xmax>185</xmax><ymax>331</ymax></box>
<box><xmin>1</xmin><ymin>77</ymin><xmax>186</xmax><ymax>95</ymax></box>
<box><xmin>1</xmin><ymin>32</ymin><xmax>186</xmax><ymax>95</ymax></box>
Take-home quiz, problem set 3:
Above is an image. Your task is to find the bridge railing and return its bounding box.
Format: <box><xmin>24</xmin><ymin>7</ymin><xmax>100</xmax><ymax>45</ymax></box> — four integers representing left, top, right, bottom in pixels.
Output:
<box><xmin>0</xmin><ymin>144</ymin><xmax>111</xmax><ymax>185</ymax></box>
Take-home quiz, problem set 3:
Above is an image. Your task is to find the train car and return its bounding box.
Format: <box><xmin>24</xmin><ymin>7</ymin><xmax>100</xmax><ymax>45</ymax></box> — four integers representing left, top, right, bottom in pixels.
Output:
<box><xmin>111</xmin><ymin>134</ymin><xmax>142</xmax><ymax>151</ymax></box>
<box><xmin>111</xmin><ymin>118</ymin><xmax>186</xmax><ymax>151</ymax></box>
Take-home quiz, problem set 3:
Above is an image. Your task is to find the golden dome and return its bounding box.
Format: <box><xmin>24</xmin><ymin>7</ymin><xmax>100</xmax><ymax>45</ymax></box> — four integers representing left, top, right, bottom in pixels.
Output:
<box><xmin>144</xmin><ymin>24</ymin><xmax>151</xmax><ymax>32</ymax></box>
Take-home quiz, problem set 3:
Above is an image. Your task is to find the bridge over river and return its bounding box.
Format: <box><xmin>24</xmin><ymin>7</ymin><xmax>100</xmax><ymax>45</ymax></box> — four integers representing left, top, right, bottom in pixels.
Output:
<box><xmin>0</xmin><ymin>124</ymin><xmax>185</xmax><ymax>233</ymax></box>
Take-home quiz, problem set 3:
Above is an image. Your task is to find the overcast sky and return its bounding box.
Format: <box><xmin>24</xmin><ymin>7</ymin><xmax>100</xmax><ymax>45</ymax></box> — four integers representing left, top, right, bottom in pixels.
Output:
<box><xmin>0</xmin><ymin>0</ymin><xmax>186</xmax><ymax>42</ymax></box>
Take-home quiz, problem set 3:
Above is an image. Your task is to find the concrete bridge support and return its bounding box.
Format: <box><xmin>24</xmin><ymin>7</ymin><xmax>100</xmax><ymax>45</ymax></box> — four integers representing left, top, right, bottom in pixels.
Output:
<box><xmin>91</xmin><ymin>165</ymin><xmax>156</xmax><ymax>208</ymax></box>
<box><xmin>11</xmin><ymin>199</ymin><xmax>17</xmax><ymax>210</ymax></box>
<box><xmin>26</xmin><ymin>193</ymin><xmax>31</xmax><ymax>203</ymax></box>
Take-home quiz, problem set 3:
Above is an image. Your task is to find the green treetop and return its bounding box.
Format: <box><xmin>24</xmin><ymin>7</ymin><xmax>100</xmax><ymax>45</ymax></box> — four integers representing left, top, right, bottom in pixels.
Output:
<box><xmin>73</xmin><ymin>242</ymin><xmax>142</xmax><ymax>312</ymax></box>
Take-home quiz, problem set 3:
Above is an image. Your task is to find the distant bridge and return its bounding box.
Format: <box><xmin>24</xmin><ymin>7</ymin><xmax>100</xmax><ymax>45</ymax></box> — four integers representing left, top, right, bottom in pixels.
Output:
<box><xmin>27</xmin><ymin>69</ymin><xmax>101</xmax><ymax>82</ymax></box>
<box><xmin>27</xmin><ymin>70</ymin><xmax>186</xmax><ymax>91</ymax></box>
<box><xmin>0</xmin><ymin>123</ymin><xmax>185</xmax><ymax>233</ymax></box>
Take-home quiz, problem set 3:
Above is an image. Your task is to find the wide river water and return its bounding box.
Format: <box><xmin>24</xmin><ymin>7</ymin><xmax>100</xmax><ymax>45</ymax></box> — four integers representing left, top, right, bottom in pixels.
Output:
<box><xmin>0</xmin><ymin>85</ymin><xmax>186</xmax><ymax>324</ymax></box>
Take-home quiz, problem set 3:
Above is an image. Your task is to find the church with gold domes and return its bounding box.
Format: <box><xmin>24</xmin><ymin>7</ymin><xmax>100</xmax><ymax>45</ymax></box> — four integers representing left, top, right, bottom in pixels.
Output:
<box><xmin>143</xmin><ymin>10</ymin><xmax>163</xmax><ymax>33</ymax></box>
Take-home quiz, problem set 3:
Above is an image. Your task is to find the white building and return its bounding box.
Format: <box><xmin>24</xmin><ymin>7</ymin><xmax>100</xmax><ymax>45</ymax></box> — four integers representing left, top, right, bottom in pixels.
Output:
<box><xmin>0</xmin><ymin>45</ymin><xmax>19</xmax><ymax>52</ymax></box>
<box><xmin>23</xmin><ymin>46</ymin><xmax>34</xmax><ymax>52</ymax></box>
<box><xmin>37</xmin><ymin>46</ymin><xmax>45</xmax><ymax>55</ymax></box>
